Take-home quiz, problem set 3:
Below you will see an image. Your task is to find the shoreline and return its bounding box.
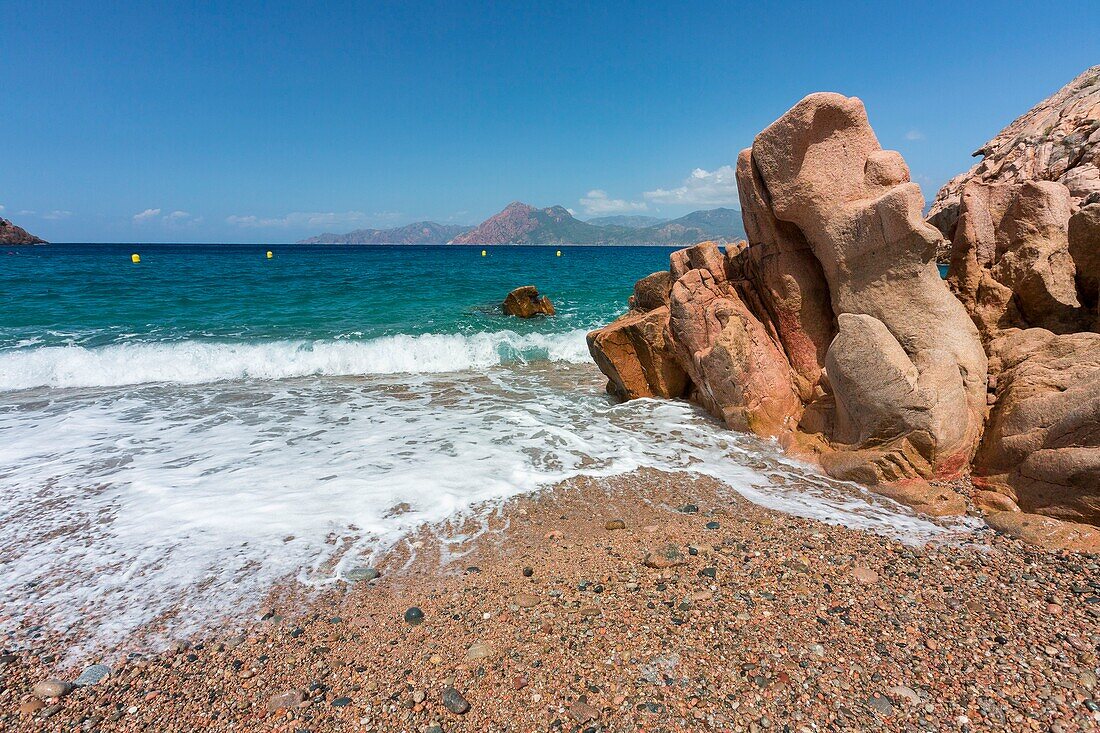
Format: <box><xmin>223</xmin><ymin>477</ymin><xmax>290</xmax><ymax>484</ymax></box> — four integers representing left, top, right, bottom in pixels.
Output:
<box><xmin>5</xmin><ymin>468</ymin><xmax>1098</xmax><ymax>731</ymax></box>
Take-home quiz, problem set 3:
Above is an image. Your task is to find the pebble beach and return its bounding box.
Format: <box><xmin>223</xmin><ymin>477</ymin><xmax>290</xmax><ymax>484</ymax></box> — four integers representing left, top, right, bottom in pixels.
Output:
<box><xmin>5</xmin><ymin>469</ymin><xmax>1099</xmax><ymax>732</ymax></box>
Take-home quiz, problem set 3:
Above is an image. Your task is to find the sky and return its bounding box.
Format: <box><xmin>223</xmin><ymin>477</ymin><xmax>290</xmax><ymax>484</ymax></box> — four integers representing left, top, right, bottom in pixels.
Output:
<box><xmin>2</xmin><ymin>1</ymin><xmax>1097</xmax><ymax>243</ymax></box>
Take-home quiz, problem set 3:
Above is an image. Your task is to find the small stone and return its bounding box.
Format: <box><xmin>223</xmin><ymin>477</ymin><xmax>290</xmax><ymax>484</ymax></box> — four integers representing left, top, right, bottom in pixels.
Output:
<box><xmin>268</xmin><ymin>689</ymin><xmax>307</xmax><ymax>712</ymax></box>
<box><xmin>442</xmin><ymin>687</ymin><xmax>470</xmax><ymax>715</ymax></box>
<box><xmin>412</xmin><ymin>690</ymin><xmax>426</xmax><ymax>704</ymax></box>
<box><xmin>515</xmin><ymin>594</ymin><xmax>540</xmax><ymax>608</ymax></box>
<box><xmin>522</xmin><ymin>566</ymin><xmax>534</xmax><ymax>577</ymax></box>
<box><xmin>704</xmin><ymin>521</ymin><xmax>720</xmax><ymax>530</ymax></box>
<box><xmin>74</xmin><ymin>664</ymin><xmax>111</xmax><ymax>687</ymax></box>
<box><xmin>425</xmin><ymin>726</ymin><xmax>444</xmax><ymax>733</ymax></box>
<box><xmin>404</xmin><ymin>607</ymin><xmax>425</xmax><ymax>625</ymax></box>
<box><xmin>346</xmin><ymin>567</ymin><xmax>380</xmax><ymax>583</ymax></box>
<box><xmin>680</xmin><ymin>504</ymin><xmax>699</xmax><ymax>514</ymax></box>
<box><xmin>867</xmin><ymin>693</ymin><xmax>893</xmax><ymax>716</ymax></box>
<box><xmin>429</xmin><ymin>654</ymin><xmax>443</xmax><ymax>665</ymax></box>
<box><xmin>852</xmin><ymin>567</ymin><xmax>880</xmax><ymax>585</ymax></box>
<box><xmin>644</xmin><ymin>544</ymin><xmax>686</xmax><ymax>569</ymax></box>
<box><xmin>605</xmin><ymin>519</ymin><xmax>626</xmax><ymax>530</ymax></box>
<box><xmin>464</xmin><ymin>642</ymin><xmax>492</xmax><ymax>661</ymax></box>
<box><xmin>331</xmin><ymin>697</ymin><xmax>352</xmax><ymax>708</ymax></box>
<box><xmin>568</xmin><ymin>700</ymin><xmax>600</xmax><ymax>722</ymax></box>
<box><xmin>699</xmin><ymin>567</ymin><xmax>717</xmax><ymax>579</ymax></box>
<box><xmin>32</xmin><ymin>679</ymin><xmax>73</xmax><ymax>699</ymax></box>
<box><xmin>19</xmin><ymin>698</ymin><xmax>45</xmax><ymax>715</ymax></box>
<box><xmin>888</xmin><ymin>685</ymin><xmax>920</xmax><ymax>705</ymax></box>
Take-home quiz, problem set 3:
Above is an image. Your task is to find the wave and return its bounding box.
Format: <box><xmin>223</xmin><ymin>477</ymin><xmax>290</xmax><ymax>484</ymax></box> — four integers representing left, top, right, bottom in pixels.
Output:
<box><xmin>0</xmin><ymin>330</ymin><xmax>592</xmax><ymax>390</ymax></box>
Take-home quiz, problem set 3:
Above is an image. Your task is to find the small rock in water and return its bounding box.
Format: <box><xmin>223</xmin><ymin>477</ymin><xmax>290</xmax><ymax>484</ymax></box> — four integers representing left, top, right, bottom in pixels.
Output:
<box><xmin>404</xmin><ymin>606</ymin><xmax>425</xmax><ymax>625</ymax></box>
<box><xmin>605</xmin><ymin>519</ymin><xmax>626</xmax><ymax>530</ymax></box>
<box><xmin>442</xmin><ymin>687</ymin><xmax>470</xmax><ymax>715</ymax></box>
<box><xmin>74</xmin><ymin>664</ymin><xmax>111</xmax><ymax>687</ymax></box>
<box><xmin>346</xmin><ymin>567</ymin><xmax>380</xmax><ymax>583</ymax></box>
<box><xmin>32</xmin><ymin>679</ymin><xmax>73</xmax><ymax>699</ymax></box>
<box><xmin>268</xmin><ymin>689</ymin><xmax>307</xmax><ymax>711</ymax></box>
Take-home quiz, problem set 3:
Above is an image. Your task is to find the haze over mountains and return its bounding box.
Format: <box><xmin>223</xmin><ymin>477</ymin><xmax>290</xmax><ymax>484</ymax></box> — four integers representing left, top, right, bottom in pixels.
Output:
<box><xmin>299</xmin><ymin>202</ymin><xmax>745</xmax><ymax>245</ymax></box>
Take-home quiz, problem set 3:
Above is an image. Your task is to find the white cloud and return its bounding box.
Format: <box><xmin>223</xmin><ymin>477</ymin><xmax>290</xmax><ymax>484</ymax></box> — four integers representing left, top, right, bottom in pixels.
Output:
<box><xmin>41</xmin><ymin>210</ymin><xmax>73</xmax><ymax>220</ymax></box>
<box><xmin>226</xmin><ymin>211</ymin><xmax>372</xmax><ymax>229</ymax></box>
<box><xmin>0</xmin><ymin>204</ymin><xmax>5</xmax><ymax>213</ymax></box>
<box><xmin>133</xmin><ymin>208</ymin><xmax>162</xmax><ymax>223</ymax></box>
<box><xmin>643</xmin><ymin>166</ymin><xmax>740</xmax><ymax>206</ymax></box>
<box><xmin>905</xmin><ymin>129</ymin><xmax>925</xmax><ymax>141</ymax></box>
<box><xmin>579</xmin><ymin>190</ymin><xmax>648</xmax><ymax>215</ymax></box>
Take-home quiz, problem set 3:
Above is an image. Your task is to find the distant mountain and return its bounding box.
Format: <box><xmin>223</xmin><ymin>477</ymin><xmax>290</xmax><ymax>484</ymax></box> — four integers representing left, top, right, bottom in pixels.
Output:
<box><xmin>586</xmin><ymin>215</ymin><xmax>668</xmax><ymax>229</ymax></box>
<box><xmin>451</xmin><ymin>202</ymin><xmax>744</xmax><ymax>245</ymax></box>
<box><xmin>298</xmin><ymin>221</ymin><xmax>472</xmax><ymax>244</ymax></box>
<box><xmin>0</xmin><ymin>217</ymin><xmax>46</xmax><ymax>245</ymax></box>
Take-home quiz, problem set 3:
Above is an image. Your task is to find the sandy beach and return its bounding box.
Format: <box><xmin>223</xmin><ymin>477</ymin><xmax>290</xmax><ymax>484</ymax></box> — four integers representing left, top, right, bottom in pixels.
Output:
<box><xmin>5</xmin><ymin>468</ymin><xmax>1098</xmax><ymax>732</ymax></box>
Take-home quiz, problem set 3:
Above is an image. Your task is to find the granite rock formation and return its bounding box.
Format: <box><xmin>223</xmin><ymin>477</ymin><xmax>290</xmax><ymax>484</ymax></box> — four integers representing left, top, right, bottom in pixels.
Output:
<box><xmin>928</xmin><ymin>65</ymin><xmax>1100</xmax><ymax>245</ymax></box>
<box><xmin>589</xmin><ymin>93</ymin><xmax>986</xmax><ymax>513</ymax></box>
<box><xmin>0</xmin><ymin>217</ymin><xmax>46</xmax><ymax>244</ymax></box>
<box><xmin>502</xmin><ymin>286</ymin><xmax>555</xmax><ymax>318</ymax></box>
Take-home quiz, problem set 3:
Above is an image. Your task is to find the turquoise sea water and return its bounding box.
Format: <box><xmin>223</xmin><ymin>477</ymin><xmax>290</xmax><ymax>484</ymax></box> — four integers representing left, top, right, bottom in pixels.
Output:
<box><xmin>0</xmin><ymin>243</ymin><xmax>961</xmax><ymax>657</ymax></box>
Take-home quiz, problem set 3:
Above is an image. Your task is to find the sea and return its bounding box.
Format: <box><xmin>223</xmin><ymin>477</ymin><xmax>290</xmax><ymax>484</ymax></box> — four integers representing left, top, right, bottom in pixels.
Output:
<box><xmin>0</xmin><ymin>243</ymin><xmax>970</xmax><ymax>657</ymax></box>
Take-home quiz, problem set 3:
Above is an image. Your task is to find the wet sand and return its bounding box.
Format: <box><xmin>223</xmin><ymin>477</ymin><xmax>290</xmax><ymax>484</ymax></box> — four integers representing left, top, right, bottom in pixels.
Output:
<box><xmin>3</xmin><ymin>469</ymin><xmax>1099</xmax><ymax>731</ymax></box>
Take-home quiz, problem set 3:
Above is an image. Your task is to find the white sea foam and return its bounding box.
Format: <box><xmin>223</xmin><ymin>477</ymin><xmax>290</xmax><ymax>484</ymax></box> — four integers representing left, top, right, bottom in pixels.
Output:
<box><xmin>0</xmin><ymin>330</ymin><xmax>592</xmax><ymax>391</ymax></box>
<box><xmin>0</xmin><ymin>360</ymin><xmax>977</xmax><ymax>662</ymax></box>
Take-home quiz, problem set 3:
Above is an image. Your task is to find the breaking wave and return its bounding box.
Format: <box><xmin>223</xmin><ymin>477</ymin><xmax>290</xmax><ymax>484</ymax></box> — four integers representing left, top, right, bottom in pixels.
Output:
<box><xmin>0</xmin><ymin>329</ymin><xmax>592</xmax><ymax>390</ymax></box>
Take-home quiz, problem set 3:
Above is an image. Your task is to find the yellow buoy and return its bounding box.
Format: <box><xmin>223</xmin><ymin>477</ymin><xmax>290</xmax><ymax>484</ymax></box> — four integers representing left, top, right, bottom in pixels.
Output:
<box><xmin>556</xmin><ymin>250</ymin><xmax>562</xmax><ymax>257</ymax></box>
<box><xmin>131</xmin><ymin>253</ymin><xmax>140</xmax><ymax>263</ymax></box>
<box><xmin>481</xmin><ymin>250</ymin><xmax>487</xmax><ymax>257</ymax></box>
<box><xmin>266</xmin><ymin>250</ymin><xmax>273</xmax><ymax>259</ymax></box>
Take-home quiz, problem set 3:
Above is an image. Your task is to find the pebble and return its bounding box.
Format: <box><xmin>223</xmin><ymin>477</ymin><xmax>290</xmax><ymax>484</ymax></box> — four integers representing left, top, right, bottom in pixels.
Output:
<box><xmin>522</xmin><ymin>566</ymin><xmax>533</xmax><ymax>577</ymax></box>
<box><xmin>705</xmin><ymin>521</ymin><xmax>720</xmax><ymax>530</ymax></box>
<box><xmin>464</xmin><ymin>642</ymin><xmax>492</xmax><ymax>661</ymax></box>
<box><xmin>32</xmin><ymin>679</ymin><xmax>73</xmax><ymax>699</ymax></box>
<box><xmin>605</xmin><ymin>519</ymin><xmax>626</xmax><ymax>530</ymax></box>
<box><xmin>346</xmin><ymin>567</ymin><xmax>381</xmax><ymax>583</ymax></box>
<box><xmin>888</xmin><ymin>685</ymin><xmax>920</xmax><ymax>705</ymax></box>
<box><xmin>19</xmin><ymin>698</ymin><xmax>45</xmax><ymax>715</ymax></box>
<box><xmin>866</xmin><ymin>694</ymin><xmax>893</xmax><ymax>716</ymax></box>
<box><xmin>331</xmin><ymin>697</ymin><xmax>352</xmax><ymax>707</ymax></box>
<box><xmin>515</xmin><ymin>593</ymin><xmax>540</xmax><ymax>608</ymax></box>
<box><xmin>568</xmin><ymin>700</ymin><xmax>600</xmax><ymax>722</ymax></box>
<box><xmin>404</xmin><ymin>606</ymin><xmax>425</xmax><ymax>625</ymax></box>
<box><xmin>852</xmin><ymin>567</ymin><xmax>880</xmax><ymax>584</ymax></box>
<box><xmin>268</xmin><ymin>689</ymin><xmax>307</xmax><ymax>711</ymax></box>
<box><xmin>441</xmin><ymin>687</ymin><xmax>470</xmax><ymax>715</ymax></box>
<box><xmin>74</xmin><ymin>664</ymin><xmax>111</xmax><ymax>686</ymax></box>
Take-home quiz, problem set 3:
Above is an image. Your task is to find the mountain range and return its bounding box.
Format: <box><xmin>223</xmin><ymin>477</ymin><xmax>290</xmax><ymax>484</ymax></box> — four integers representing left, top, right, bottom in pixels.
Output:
<box><xmin>298</xmin><ymin>203</ymin><xmax>744</xmax><ymax>245</ymax></box>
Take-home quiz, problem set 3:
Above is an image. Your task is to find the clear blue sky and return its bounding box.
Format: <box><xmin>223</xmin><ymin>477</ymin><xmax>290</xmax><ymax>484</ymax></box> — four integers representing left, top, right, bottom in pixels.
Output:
<box><xmin>3</xmin><ymin>1</ymin><xmax>1097</xmax><ymax>243</ymax></box>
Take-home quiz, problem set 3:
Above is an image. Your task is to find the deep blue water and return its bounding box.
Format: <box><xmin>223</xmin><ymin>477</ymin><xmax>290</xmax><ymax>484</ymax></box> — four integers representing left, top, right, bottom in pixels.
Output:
<box><xmin>0</xmin><ymin>243</ymin><xmax>676</xmax><ymax>349</ymax></box>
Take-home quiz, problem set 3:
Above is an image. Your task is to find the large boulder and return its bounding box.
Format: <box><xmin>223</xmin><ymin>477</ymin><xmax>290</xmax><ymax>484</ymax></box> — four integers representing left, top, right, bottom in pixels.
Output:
<box><xmin>502</xmin><ymin>286</ymin><xmax>555</xmax><ymax>318</ymax></box>
<box><xmin>589</xmin><ymin>93</ymin><xmax>985</xmax><ymax>504</ymax></box>
<box><xmin>928</xmin><ymin>65</ymin><xmax>1100</xmax><ymax>243</ymax></box>
<box><xmin>587</xmin><ymin>306</ymin><xmax>688</xmax><ymax>401</ymax></box>
<box><xmin>974</xmin><ymin>329</ymin><xmax>1100</xmax><ymax>523</ymax></box>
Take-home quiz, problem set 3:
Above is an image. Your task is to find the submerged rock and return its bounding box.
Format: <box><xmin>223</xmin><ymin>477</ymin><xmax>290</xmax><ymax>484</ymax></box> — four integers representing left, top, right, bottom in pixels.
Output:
<box><xmin>502</xmin><ymin>286</ymin><xmax>555</xmax><ymax>317</ymax></box>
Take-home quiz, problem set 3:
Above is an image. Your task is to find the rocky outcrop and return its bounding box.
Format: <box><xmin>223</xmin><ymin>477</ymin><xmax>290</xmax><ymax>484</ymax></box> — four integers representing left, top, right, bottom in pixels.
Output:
<box><xmin>0</xmin><ymin>218</ymin><xmax>46</xmax><ymax>244</ymax></box>
<box><xmin>928</xmin><ymin>65</ymin><xmax>1100</xmax><ymax>243</ymax></box>
<box><xmin>947</xmin><ymin>180</ymin><xmax>1086</xmax><ymax>338</ymax></box>
<box><xmin>1070</xmin><ymin>203</ymin><xmax>1100</xmax><ymax>327</ymax></box>
<box><xmin>502</xmin><ymin>286</ymin><xmax>555</xmax><ymax>318</ymax></box>
<box><xmin>974</xmin><ymin>329</ymin><xmax>1100</xmax><ymax>524</ymax></box>
<box><xmin>589</xmin><ymin>93</ymin><xmax>984</xmax><ymax>513</ymax></box>
<box><xmin>587</xmin><ymin>306</ymin><xmax>687</xmax><ymax>401</ymax></box>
